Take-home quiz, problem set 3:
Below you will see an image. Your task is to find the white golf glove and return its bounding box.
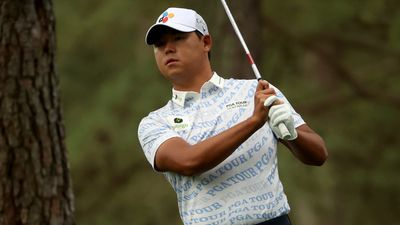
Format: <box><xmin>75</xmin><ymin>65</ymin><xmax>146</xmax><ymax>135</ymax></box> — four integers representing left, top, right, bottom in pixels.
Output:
<box><xmin>264</xmin><ymin>96</ymin><xmax>298</xmax><ymax>140</ymax></box>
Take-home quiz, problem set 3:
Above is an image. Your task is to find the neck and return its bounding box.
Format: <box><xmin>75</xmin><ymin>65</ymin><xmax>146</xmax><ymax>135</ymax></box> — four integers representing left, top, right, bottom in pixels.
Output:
<box><xmin>172</xmin><ymin>65</ymin><xmax>213</xmax><ymax>93</ymax></box>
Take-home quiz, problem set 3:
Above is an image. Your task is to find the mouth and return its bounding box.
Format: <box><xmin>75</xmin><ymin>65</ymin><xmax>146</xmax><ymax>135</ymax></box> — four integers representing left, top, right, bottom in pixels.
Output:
<box><xmin>165</xmin><ymin>58</ymin><xmax>178</xmax><ymax>66</ymax></box>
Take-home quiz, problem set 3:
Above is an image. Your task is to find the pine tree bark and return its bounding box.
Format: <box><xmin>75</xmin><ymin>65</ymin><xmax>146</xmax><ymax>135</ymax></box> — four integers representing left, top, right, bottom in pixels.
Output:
<box><xmin>0</xmin><ymin>0</ymin><xmax>75</xmax><ymax>224</ymax></box>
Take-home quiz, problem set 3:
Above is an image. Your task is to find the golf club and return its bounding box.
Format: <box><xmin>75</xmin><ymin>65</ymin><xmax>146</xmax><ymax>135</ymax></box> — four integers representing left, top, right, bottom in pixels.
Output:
<box><xmin>220</xmin><ymin>0</ymin><xmax>291</xmax><ymax>139</ymax></box>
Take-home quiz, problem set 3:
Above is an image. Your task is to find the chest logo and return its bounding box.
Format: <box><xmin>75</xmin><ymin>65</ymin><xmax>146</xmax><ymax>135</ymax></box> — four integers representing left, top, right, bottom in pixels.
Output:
<box><xmin>174</xmin><ymin>117</ymin><xmax>183</xmax><ymax>123</ymax></box>
<box><xmin>225</xmin><ymin>100</ymin><xmax>249</xmax><ymax>110</ymax></box>
<box><xmin>168</xmin><ymin>116</ymin><xmax>191</xmax><ymax>131</ymax></box>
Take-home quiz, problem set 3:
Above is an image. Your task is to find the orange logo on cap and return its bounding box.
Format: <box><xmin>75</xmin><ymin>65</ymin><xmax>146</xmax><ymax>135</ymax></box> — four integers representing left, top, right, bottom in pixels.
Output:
<box><xmin>159</xmin><ymin>11</ymin><xmax>175</xmax><ymax>23</ymax></box>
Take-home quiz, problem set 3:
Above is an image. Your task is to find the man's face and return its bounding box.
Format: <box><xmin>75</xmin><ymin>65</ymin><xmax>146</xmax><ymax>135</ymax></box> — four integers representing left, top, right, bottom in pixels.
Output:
<box><xmin>153</xmin><ymin>27</ymin><xmax>210</xmax><ymax>82</ymax></box>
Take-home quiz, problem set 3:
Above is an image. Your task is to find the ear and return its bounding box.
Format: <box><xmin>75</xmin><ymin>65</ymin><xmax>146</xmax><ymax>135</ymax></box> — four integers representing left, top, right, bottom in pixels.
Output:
<box><xmin>203</xmin><ymin>35</ymin><xmax>212</xmax><ymax>52</ymax></box>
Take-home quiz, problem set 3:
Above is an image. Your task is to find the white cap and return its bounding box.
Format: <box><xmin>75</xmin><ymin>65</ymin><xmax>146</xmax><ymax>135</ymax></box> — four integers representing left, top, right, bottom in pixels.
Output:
<box><xmin>145</xmin><ymin>7</ymin><xmax>209</xmax><ymax>45</ymax></box>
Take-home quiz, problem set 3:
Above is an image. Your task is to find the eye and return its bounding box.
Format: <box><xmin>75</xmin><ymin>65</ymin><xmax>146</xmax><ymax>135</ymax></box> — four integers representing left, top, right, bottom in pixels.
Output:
<box><xmin>174</xmin><ymin>33</ymin><xmax>187</xmax><ymax>41</ymax></box>
<box><xmin>154</xmin><ymin>40</ymin><xmax>166</xmax><ymax>48</ymax></box>
<box><xmin>174</xmin><ymin>36</ymin><xmax>183</xmax><ymax>41</ymax></box>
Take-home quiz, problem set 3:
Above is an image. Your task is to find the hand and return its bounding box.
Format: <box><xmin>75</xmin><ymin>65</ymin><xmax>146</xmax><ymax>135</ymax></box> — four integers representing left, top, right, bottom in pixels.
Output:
<box><xmin>268</xmin><ymin>102</ymin><xmax>298</xmax><ymax>140</ymax></box>
<box><xmin>252</xmin><ymin>80</ymin><xmax>276</xmax><ymax>127</ymax></box>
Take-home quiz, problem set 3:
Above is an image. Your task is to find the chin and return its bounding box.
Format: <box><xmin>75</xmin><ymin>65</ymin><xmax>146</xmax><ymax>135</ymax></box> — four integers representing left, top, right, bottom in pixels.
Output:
<box><xmin>163</xmin><ymin>69</ymin><xmax>184</xmax><ymax>78</ymax></box>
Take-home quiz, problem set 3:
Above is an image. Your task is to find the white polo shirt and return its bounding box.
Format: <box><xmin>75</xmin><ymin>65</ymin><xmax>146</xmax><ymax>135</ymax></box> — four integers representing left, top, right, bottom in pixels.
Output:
<box><xmin>138</xmin><ymin>72</ymin><xmax>305</xmax><ymax>225</ymax></box>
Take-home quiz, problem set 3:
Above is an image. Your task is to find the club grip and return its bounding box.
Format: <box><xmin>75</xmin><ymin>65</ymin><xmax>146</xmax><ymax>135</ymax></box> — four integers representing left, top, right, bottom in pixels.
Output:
<box><xmin>279</xmin><ymin>123</ymin><xmax>290</xmax><ymax>140</ymax></box>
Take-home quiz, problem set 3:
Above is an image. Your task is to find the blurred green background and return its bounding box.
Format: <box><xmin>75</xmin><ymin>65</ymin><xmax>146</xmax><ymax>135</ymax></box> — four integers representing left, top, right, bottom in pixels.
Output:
<box><xmin>53</xmin><ymin>0</ymin><xmax>400</xmax><ymax>224</ymax></box>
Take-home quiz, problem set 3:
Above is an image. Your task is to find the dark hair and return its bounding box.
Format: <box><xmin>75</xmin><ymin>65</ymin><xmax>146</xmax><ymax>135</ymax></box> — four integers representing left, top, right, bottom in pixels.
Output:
<box><xmin>195</xmin><ymin>31</ymin><xmax>211</xmax><ymax>61</ymax></box>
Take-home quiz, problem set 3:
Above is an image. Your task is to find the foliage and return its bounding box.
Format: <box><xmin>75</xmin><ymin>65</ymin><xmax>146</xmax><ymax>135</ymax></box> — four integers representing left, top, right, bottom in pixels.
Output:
<box><xmin>54</xmin><ymin>0</ymin><xmax>400</xmax><ymax>224</ymax></box>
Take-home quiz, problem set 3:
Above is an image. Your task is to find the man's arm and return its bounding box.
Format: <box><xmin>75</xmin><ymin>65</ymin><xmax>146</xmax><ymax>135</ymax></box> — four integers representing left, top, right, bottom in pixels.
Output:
<box><xmin>155</xmin><ymin>116</ymin><xmax>261</xmax><ymax>176</ymax></box>
<box><xmin>280</xmin><ymin>124</ymin><xmax>328</xmax><ymax>166</ymax></box>
<box><xmin>155</xmin><ymin>80</ymin><xmax>272</xmax><ymax>176</ymax></box>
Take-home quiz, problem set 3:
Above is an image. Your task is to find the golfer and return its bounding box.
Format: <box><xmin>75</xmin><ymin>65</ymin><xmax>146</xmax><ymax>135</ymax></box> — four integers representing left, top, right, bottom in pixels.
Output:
<box><xmin>138</xmin><ymin>7</ymin><xmax>328</xmax><ymax>225</ymax></box>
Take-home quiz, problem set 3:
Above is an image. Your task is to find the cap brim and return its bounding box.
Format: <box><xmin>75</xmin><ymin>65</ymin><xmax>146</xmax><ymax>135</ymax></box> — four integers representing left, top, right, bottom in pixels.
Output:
<box><xmin>145</xmin><ymin>23</ymin><xmax>196</xmax><ymax>45</ymax></box>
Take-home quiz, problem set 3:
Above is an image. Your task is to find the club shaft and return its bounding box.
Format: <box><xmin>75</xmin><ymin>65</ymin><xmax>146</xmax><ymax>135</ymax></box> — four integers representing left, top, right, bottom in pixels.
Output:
<box><xmin>220</xmin><ymin>0</ymin><xmax>290</xmax><ymax>139</ymax></box>
<box><xmin>220</xmin><ymin>0</ymin><xmax>261</xmax><ymax>80</ymax></box>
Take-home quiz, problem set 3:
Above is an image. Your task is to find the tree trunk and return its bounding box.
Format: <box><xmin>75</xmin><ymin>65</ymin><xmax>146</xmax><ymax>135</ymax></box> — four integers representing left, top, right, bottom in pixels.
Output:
<box><xmin>0</xmin><ymin>0</ymin><xmax>75</xmax><ymax>224</ymax></box>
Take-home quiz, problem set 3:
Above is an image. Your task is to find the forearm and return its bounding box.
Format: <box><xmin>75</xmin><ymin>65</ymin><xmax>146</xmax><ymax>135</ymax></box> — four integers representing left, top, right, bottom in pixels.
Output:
<box><xmin>186</xmin><ymin>116</ymin><xmax>262</xmax><ymax>175</ymax></box>
<box><xmin>156</xmin><ymin>116</ymin><xmax>263</xmax><ymax>176</ymax></box>
<box><xmin>281</xmin><ymin>124</ymin><xmax>328</xmax><ymax>166</ymax></box>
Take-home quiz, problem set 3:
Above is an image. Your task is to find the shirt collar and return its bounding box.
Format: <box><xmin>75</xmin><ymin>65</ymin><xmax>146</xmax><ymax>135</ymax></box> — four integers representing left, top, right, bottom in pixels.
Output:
<box><xmin>172</xmin><ymin>72</ymin><xmax>225</xmax><ymax>107</ymax></box>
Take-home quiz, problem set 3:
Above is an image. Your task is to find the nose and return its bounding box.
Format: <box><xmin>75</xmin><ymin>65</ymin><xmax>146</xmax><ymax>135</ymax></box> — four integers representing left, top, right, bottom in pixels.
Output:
<box><xmin>164</xmin><ymin>39</ymin><xmax>176</xmax><ymax>55</ymax></box>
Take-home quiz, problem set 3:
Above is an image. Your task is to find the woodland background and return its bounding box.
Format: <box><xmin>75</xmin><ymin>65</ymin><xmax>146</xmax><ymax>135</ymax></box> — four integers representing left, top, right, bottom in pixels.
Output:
<box><xmin>54</xmin><ymin>0</ymin><xmax>399</xmax><ymax>225</ymax></box>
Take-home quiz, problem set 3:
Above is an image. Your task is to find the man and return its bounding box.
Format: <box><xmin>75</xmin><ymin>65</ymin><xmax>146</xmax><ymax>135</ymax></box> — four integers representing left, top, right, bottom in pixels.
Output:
<box><xmin>138</xmin><ymin>7</ymin><xmax>328</xmax><ymax>225</ymax></box>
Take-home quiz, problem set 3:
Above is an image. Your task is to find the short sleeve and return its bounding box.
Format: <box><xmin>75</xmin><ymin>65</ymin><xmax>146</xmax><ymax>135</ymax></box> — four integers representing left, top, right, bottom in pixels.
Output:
<box><xmin>137</xmin><ymin>113</ymin><xmax>180</xmax><ymax>170</ymax></box>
